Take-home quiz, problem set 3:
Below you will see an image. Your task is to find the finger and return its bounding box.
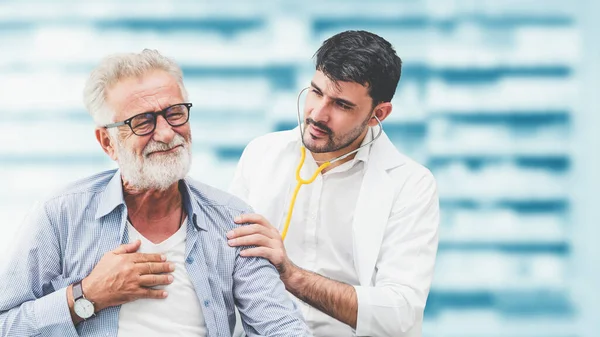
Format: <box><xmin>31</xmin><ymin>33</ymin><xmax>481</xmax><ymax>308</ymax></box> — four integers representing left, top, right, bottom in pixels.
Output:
<box><xmin>139</xmin><ymin>274</ymin><xmax>174</xmax><ymax>287</ymax></box>
<box><xmin>239</xmin><ymin>247</ymin><xmax>273</xmax><ymax>259</ymax></box>
<box><xmin>130</xmin><ymin>252</ymin><xmax>167</xmax><ymax>263</ymax></box>
<box><xmin>113</xmin><ymin>240</ymin><xmax>141</xmax><ymax>254</ymax></box>
<box><xmin>138</xmin><ymin>288</ymin><xmax>169</xmax><ymax>299</ymax></box>
<box><xmin>228</xmin><ymin>233</ymin><xmax>273</xmax><ymax>248</ymax></box>
<box><xmin>136</xmin><ymin>262</ymin><xmax>175</xmax><ymax>275</ymax></box>
<box><xmin>227</xmin><ymin>224</ymin><xmax>272</xmax><ymax>239</ymax></box>
<box><xmin>234</xmin><ymin>213</ymin><xmax>271</xmax><ymax>227</ymax></box>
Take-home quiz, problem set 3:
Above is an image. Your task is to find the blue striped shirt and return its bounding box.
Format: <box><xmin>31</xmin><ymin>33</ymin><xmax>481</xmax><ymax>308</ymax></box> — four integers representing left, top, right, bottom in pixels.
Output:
<box><xmin>0</xmin><ymin>169</ymin><xmax>310</xmax><ymax>337</ymax></box>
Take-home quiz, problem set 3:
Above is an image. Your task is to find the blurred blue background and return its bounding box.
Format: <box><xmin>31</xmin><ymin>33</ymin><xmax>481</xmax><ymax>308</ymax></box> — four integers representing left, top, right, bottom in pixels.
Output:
<box><xmin>0</xmin><ymin>1</ymin><xmax>598</xmax><ymax>336</ymax></box>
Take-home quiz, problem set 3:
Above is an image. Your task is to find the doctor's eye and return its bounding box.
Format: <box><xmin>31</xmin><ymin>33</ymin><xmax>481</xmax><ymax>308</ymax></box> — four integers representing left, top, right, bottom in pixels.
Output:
<box><xmin>311</xmin><ymin>88</ymin><xmax>323</xmax><ymax>97</ymax></box>
<box><xmin>336</xmin><ymin>101</ymin><xmax>352</xmax><ymax>110</ymax></box>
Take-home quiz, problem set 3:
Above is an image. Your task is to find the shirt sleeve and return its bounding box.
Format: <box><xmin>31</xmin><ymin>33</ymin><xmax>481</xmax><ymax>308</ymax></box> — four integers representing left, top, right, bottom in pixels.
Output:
<box><xmin>233</xmin><ymin>253</ymin><xmax>311</xmax><ymax>337</ymax></box>
<box><xmin>232</xmin><ymin>208</ymin><xmax>311</xmax><ymax>337</ymax></box>
<box><xmin>0</xmin><ymin>201</ymin><xmax>79</xmax><ymax>336</ymax></box>
<box><xmin>354</xmin><ymin>170</ymin><xmax>440</xmax><ymax>336</ymax></box>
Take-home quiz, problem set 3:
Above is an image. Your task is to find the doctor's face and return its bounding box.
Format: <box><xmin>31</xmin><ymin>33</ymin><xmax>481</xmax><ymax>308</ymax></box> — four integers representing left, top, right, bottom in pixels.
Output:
<box><xmin>302</xmin><ymin>70</ymin><xmax>375</xmax><ymax>154</ymax></box>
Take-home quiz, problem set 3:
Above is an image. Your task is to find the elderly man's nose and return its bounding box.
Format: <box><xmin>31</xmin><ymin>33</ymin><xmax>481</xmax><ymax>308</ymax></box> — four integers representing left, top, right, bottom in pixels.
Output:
<box><xmin>152</xmin><ymin>116</ymin><xmax>175</xmax><ymax>143</ymax></box>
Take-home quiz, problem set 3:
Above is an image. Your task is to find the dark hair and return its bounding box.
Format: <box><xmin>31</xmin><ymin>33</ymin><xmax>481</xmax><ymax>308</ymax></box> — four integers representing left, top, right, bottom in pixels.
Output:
<box><xmin>314</xmin><ymin>30</ymin><xmax>402</xmax><ymax>106</ymax></box>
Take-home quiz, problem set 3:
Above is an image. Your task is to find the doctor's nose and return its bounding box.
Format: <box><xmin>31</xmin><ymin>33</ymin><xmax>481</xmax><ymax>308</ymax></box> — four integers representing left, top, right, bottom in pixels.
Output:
<box><xmin>309</xmin><ymin>100</ymin><xmax>330</xmax><ymax>123</ymax></box>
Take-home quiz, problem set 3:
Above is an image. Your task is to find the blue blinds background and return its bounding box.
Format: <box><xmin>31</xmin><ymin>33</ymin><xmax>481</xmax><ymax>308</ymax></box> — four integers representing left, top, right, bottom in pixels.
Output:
<box><xmin>0</xmin><ymin>1</ymin><xmax>598</xmax><ymax>336</ymax></box>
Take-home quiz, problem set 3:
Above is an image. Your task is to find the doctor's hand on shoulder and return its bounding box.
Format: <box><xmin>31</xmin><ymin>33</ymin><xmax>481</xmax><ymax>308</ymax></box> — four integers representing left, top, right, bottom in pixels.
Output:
<box><xmin>227</xmin><ymin>214</ymin><xmax>298</xmax><ymax>281</ymax></box>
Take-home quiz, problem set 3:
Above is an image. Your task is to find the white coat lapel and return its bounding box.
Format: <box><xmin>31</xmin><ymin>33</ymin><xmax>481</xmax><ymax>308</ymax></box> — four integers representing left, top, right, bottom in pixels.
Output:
<box><xmin>352</xmin><ymin>162</ymin><xmax>395</xmax><ymax>285</ymax></box>
<box><xmin>352</xmin><ymin>131</ymin><xmax>405</xmax><ymax>285</ymax></box>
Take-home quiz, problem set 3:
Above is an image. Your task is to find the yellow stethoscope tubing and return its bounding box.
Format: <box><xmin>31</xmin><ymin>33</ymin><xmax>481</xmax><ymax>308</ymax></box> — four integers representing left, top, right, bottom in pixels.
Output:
<box><xmin>280</xmin><ymin>146</ymin><xmax>330</xmax><ymax>240</ymax></box>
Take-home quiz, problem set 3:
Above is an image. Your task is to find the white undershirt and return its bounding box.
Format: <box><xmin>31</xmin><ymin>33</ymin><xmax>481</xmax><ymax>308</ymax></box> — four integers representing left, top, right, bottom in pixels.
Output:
<box><xmin>284</xmin><ymin>132</ymin><xmax>372</xmax><ymax>337</ymax></box>
<box><xmin>117</xmin><ymin>218</ymin><xmax>207</xmax><ymax>337</ymax></box>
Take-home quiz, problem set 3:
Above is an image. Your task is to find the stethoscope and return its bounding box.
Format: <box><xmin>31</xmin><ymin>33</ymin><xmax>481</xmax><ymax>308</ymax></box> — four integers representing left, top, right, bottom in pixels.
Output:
<box><xmin>280</xmin><ymin>87</ymin><xmax>384</xmax><ymax>240</ymax></box>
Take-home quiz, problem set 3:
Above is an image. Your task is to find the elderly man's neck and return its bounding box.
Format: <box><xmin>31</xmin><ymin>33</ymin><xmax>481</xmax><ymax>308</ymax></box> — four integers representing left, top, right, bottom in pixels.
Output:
<box><xmin>122</xmin><ymin>181</ymin><xmax>185</xmax><ymax>243</ymax></box>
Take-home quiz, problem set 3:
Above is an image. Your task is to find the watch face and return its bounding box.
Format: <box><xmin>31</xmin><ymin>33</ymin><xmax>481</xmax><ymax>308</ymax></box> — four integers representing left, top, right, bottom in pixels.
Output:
<box><xmin>74</xmin><ymin>298</ymin><xmax>95</xmax><ymax>319</ymax></box>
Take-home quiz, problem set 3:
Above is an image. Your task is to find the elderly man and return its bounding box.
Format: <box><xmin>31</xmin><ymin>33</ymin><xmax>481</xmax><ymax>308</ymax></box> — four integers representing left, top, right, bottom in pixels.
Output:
<box><xmin>0</xmin><ymin>49</ymin><xmax>309</xmax><ymax>337</ymax></box>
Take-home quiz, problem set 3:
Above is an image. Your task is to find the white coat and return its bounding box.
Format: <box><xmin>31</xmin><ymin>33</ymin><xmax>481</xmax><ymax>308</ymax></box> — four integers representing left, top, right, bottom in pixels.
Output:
<box><xmin>229</xmin><ymin>128</ymin><xmax>440</xmax><ymax>337</ymax></box>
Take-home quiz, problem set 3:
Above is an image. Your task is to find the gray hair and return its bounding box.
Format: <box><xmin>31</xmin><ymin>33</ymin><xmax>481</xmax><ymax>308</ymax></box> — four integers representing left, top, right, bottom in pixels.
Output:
<box><xmin>83</xmin><ymin>49</ymin><xmax>188</xmax><ymax>126</ymax></box>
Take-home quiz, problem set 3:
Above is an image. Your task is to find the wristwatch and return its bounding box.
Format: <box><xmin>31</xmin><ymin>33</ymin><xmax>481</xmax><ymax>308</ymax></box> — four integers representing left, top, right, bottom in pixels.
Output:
<box><xmin>73</xmin><ymin>281</ymin><xmax>95</xmax><ymax>320</ymax></box>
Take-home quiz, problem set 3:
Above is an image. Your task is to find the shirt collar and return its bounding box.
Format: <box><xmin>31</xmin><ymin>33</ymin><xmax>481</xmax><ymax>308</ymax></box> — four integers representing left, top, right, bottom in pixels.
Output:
<box><xmin>95</xmin><ymin>170</ymin><xmax>125</xmax><ymax>220</ymax></box>
<box><xmin>179</xmin><ymin>177</ymin><xmax>206</xmax><ymax>231</ymax></box>
<box><xmin>95</xmin><ymin>170</ymin><xmax>205</xmax><ymax>231</ymax></box>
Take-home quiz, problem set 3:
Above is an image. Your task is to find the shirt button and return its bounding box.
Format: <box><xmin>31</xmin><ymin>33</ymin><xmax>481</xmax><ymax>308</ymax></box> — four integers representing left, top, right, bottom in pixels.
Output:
<box><xmin>204</xmin><ymin>300</ymin><xmax>210</xmax><ymax>307</ymax></box>
<box><xmin>186</xmin><ymin>256</ymin><xmax>194</xmax><ymax>264</ymax></box>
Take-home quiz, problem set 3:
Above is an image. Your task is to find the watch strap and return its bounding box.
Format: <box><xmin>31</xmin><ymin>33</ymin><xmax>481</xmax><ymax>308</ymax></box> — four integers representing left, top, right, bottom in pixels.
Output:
<box><xmin>73</xmin><ymin>281</ymin><xmax>84</xmax><ymax>301</ymax></box>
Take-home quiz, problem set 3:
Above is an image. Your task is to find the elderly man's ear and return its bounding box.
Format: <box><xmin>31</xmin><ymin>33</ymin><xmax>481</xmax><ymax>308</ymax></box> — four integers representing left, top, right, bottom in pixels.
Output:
<box><xmin>96</xmin><ymin>128</ymin><xmax>118</xmax><ymax>161</ymax></box>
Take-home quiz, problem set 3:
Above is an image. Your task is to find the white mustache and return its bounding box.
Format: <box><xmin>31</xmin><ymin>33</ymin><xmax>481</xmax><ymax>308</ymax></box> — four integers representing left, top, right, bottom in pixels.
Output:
<box><xmin>143</xmin><ymin>135</ymin><xmax>187</xmax><ymax>156</ymax></box>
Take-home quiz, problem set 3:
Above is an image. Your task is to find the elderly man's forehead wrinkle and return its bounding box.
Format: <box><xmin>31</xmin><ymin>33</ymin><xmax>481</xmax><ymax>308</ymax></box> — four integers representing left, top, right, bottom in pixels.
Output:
<box><xmin>140</xmin><ymin>95</ymin><xmax>156</xmax><ymax>111</ymax></box>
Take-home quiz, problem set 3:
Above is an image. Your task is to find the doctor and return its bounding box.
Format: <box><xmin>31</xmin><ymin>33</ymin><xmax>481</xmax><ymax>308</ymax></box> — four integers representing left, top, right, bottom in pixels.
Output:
<box><xmin>228</xmin><ymin>30</ymin><xmax>440</xmax><ymax>337</ymax></box>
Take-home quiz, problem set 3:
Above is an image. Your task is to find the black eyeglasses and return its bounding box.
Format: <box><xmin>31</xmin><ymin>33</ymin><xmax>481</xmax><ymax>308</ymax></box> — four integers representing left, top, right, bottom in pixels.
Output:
<box><xmin>103</xmin><ymin>103</ymin><xmax>192</xmax><ymax>136</ymax></box>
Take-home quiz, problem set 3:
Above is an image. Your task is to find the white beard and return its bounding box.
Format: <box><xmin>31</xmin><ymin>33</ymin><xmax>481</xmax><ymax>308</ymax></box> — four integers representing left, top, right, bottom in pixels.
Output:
<box><xmin>114</xmin><ymin>133</ymin><xmax>192</xmax><ymax>191</ymax></box>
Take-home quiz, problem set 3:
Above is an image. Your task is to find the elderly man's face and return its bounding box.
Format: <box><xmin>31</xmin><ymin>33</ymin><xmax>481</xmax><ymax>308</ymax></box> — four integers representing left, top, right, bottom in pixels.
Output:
<box><xmin>102</xmin><ymin>70</ymin><xmax>192</xmax><ymax>190</ymax></box>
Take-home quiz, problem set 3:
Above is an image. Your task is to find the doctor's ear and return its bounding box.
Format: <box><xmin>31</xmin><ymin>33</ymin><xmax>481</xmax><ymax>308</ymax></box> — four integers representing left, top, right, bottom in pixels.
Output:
<box><xmin>368</xmin><ymin>102</ymin><xmax>392</xmax><ymax>126</ymax></box>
